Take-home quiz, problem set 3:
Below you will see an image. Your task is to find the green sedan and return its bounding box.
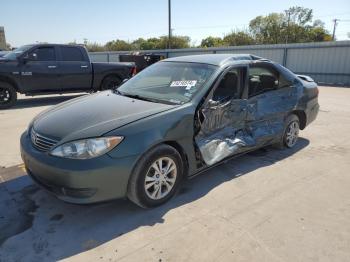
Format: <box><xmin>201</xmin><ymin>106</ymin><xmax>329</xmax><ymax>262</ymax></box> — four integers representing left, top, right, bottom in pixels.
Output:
<box><xmin>20</xmin><ymin>54</ymin><xmax>319</xmax><ymax>208</ymax></box>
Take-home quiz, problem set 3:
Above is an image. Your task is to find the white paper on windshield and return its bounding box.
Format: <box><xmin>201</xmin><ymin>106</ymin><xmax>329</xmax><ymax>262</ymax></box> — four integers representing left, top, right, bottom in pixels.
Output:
<box><xmin>170</xmin><ymin>80</ymin><xmax>197</xmax><ymax>90</ymax></box>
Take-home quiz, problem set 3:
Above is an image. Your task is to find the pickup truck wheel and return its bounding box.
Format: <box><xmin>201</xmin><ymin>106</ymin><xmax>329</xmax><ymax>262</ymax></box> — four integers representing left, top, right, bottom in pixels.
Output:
<box><xmin>0</xmin><ymin>83</ymin><xmax>17</xmax><ymax>109</ymax></box>
<box><xmin>127</xmin><ymin>144</ymin><xmax>183</xmax><ymax>208</ymax></box>
<box><xmin>101</xmin><ymin>75</ymin><xmax>121</xmax><ymax>91</ymax></box>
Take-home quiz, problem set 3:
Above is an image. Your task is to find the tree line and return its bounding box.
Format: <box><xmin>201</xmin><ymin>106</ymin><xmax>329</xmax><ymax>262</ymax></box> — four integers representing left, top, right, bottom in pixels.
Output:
<box><xmin>81</xmin><ymin>6</ymin><xmax>333</xmax><ymax>52</ymax></box>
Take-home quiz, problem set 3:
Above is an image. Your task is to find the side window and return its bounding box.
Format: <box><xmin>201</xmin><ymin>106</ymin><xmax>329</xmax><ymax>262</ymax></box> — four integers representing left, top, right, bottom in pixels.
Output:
<box><xmin>60</xmin><ymin>47</ymin><xmax>85</xmax><ymax>61</ymax></box>
<box><xmin>28</xmin><ymin>47</ymin><xmax>56</xmax><ymax>61</ymax></box>
<box><xmin>248</xmin><ymin>65</ymin><xmax>279</xmax><ymax>97</ymax></box>
<box><xmin>212</xmin><ymin>68</ymin><xmax>241</xmax><ymax>102</ymax></box>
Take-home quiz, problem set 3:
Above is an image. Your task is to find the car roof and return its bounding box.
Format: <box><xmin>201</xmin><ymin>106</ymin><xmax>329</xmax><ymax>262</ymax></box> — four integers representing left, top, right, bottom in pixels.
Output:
<box><xmin>163</xmin><ymin>54</ymin><xmax>265</xmax><ymax>66</ymax></box>
<box><xmin>27</xmin><ymin>43</ymin><xmax>85</xmax><ymax>49</ymax></box>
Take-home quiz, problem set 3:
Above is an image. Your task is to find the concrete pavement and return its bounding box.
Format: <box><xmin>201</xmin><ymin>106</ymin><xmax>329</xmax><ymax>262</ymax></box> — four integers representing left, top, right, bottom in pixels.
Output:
<box><xmin>0</xmin><ymin>87</ymin><xmax>349</xmax><ymax>261</ymax></box>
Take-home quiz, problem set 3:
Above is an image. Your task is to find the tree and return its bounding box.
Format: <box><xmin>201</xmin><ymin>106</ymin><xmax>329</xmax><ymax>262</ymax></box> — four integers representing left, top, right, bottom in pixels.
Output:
<box><xmin>223</xmin><ymin>31</ymin><xmax>255</xmax><ymax>46</ymax></box>
<box><xmin>166</xmin><ymin>35</ymin><xmax>191</xmax><ymax>49</ymax></box>
<box><xmin>249</xmin><ymin>6</ymin><xmax>331</xmax><ymax>44</ymax></box>
<box><xmin>85</xmin><ymin>42</ymin><xmax>105</xmax><ymax>52</ymax></box>
<box><xmin>249</xmin><ymin>13</ymin><xmax>286</xmax><ymax>44</ymax></box>
<box><xmin>200</xmin><ymin>36</ymin><xmax>224</xmax><ymax>47</ymax></box>
<box><xmin>105</xmin><ymin>40</ymin><xmax>132</xmax><ymax>51</ymax></box>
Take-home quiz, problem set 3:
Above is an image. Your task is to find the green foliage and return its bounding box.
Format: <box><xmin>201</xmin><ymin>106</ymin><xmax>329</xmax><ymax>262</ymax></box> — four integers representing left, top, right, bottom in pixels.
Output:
<box><xmin>248</xmin><ymin>6</ymin><xmax>331</xmax><ymax>44</ymax></box>
<box><xmin>85</xmin><ymin>42</ymin><xmax>106</xmax><ymax>52</ymax></box>
<box><xmin>71</xmin><ymin>6</ymin><xmax>332</xmax><ymax>52</ymax></box>
<box><xmin>223</xmin><ymin>31</ymin><xmax>255</xmax><ymax>46</ymax></box>
<box><xmin>80</xmin><ymin>35</ymin><xmax>191</xmax><ymax>52</ymax></box>
<box><xmin>200</xmin><ymin>36</ymin><xmax>224</xmax><ymax>47</ymax></box>
<box><xmin>105</xmin><ymin>40</ymin><xmax>132</xmax><ymax>51</ymax></box>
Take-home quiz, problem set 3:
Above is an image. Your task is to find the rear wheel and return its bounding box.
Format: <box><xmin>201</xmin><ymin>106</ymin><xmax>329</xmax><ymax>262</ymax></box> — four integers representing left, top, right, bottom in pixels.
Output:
<box><xmin>0</xmin><ymin>83</ymin><xmax>17</xmax><ymax>109</ymax></box>
<box><xmin>276</xmin><ymin>114</ymin><xmax>300</xmax><ymax>149</ymax></box>
<box><xmin>100</xmin><ymin>75</ymin><xmax>121</xmax><ymax>91</ymax></box>
<box><xmin>127</xmin><ymin>144</ymin><xmax>183</xmax><ymax>208</ymax></box>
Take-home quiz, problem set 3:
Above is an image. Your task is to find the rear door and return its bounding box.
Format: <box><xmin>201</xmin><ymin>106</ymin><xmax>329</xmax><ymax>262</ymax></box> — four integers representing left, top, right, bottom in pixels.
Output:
<box><xmin>195</xmin><ymin>66</ymin><xmax>253</xmax><ymax>166</ymax></box>
<box><xmin>20</xmin><ymin>46</ymin><xmax>60</xmax><ymax>92</ymax></box>
<box><xmin>245</xmin><ymin>62</ymin><xmax>297</xmax><ymax>146</ymax></box>
<box><xmin>58</xmin><ymin>46</ymin><xmax>92</xmax><ymax>91</ymax></box>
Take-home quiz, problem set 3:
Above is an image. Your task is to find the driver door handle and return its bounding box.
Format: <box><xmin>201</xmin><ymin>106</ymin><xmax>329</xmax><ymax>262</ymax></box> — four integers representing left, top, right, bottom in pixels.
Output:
<box><xmin>48</xmin><ymin>65</ymin><xmax>57</xmax><ymax>69</ymax></box>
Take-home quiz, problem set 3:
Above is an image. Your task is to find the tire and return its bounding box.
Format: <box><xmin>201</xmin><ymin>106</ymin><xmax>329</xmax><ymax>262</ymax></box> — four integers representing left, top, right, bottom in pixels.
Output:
<box><xmin>100</xmin><ymin>75</ymin><xmax>121</xmax><ymax>91</ymax></box>
<box><xmin>127</xmin><ymin>144</ymin><xmax>184</xmax><ymax>208</ymax></box>
<box><xmin>0</xmin><ymin>82</ymin><xmax>17</xmax><ymax>109</ymax></box>
<box><xmin>275</xmin><ymin>114</ymin><xmax>300</xmax><ymax>149</ymax></box>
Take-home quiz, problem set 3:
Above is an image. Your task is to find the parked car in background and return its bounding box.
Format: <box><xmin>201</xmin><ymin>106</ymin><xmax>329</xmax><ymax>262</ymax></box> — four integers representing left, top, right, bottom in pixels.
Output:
<box><xmin>119</xmin><ymin>53</ymin><xmax>165</xmax><ymax>72</ymax></box>
<box><xmin>0</xmin><ymin>44</ymin><xmax>136</xmax><ymax>109</ymax></box>
<box><xmin>21</xmin><ymin>54</ymin><xmax>319</xmax><ymax>208</ymax></box>
<box><xmin>0</xmin><ymin>51</ymin><xmax>9</xmax><ymax>57</ymax></box>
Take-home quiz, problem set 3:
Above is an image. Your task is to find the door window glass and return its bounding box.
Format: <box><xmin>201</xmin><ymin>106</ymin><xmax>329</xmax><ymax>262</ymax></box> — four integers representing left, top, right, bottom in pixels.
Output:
<box><xmin>212</xmin><ymin>69</ymin><xmax>241</xmax><ymax>102</ymax></box>
<box><xmin>248</xmin><ymin>65</ymin><xmax>279</xmax><ymax>97</ymax></box>
<box><xmin>28</xmin><ymin>47</ymin><xmax>56</xmax><ymax>61</ymax></box>
<box><xmin>60</xmin><ymin>47</ymin><xmax>85</xmax><ymax>61</ymax></box>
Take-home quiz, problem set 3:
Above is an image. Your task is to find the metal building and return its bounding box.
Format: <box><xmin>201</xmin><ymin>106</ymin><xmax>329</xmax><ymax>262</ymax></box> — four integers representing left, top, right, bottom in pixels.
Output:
<box><xmin>89</xmin><ymin>40</ymin><xmax>350</xmax><ymax>86</ymax></box>
<box><xmin>0</xmin><ymin>27</ymin><xmax>6</xmax><ymax>50</ymax></box>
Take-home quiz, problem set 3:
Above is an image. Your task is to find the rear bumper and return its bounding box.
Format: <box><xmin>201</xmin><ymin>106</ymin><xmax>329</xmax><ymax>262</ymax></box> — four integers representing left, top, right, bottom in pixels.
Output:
<box><xmin>20</xmin><ymin>130</ymin><xmax>138</xmax><ymax>204</ymax></box>
<box><xmin>305</xmin><ymin>99</ymin><xmax>319</xmax><ymax>127</ymax></box>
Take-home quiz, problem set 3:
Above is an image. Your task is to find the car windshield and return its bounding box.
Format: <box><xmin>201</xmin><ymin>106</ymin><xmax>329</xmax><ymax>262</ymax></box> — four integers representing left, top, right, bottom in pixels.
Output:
<box><xmin>118</xmin><ymin>62</ymin><xmax>217</xmax><ymax>104</ymax></box>
<box><xmin>3</xmin><ymin>45</ymin><xmax>33</xmax><ymax>60</ymax></box>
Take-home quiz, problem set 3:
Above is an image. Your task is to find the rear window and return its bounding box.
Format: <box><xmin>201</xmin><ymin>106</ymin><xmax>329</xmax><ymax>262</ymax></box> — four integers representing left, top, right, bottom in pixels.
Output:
<box><xmin>60</xmin><ymin>47</ymin><xmax>85</xmax><ymax>61</ymax></box>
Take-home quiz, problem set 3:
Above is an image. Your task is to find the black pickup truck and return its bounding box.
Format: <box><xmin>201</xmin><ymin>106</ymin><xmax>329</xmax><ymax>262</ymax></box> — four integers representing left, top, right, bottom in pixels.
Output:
<box><xmin>0</xmin><ymin>44</ymin><xmax>136</xmax><ymax>108</ymax></box>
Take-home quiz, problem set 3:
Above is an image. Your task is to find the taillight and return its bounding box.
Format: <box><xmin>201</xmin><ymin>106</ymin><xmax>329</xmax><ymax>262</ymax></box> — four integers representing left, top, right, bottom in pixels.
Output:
<box><xmin>130</xmin><ymin>67</ymin><xmax>137</xmax><ymax>76</ymax></box>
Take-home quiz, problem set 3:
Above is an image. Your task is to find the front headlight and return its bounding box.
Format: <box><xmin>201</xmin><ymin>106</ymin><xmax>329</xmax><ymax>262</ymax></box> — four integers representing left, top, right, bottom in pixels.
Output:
<box><xmin>50</xmin><ymin>136</ymin><xmax>123</xmax><ymax>159</ymax></box>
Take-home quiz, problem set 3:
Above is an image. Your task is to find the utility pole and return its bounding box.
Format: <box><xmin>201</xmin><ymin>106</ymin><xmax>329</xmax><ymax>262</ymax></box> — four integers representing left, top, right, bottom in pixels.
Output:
<box><xmin>332</xmin><ymin>19</ymin><xmax>338</xmax><ymax>41</ymax></box>
<box><xmin>285</xmin><ymin>11</ymin><xmax>291</xmax><ymax>44</ymax></box>
<box><xmin>168</xmin><ymin>0</ymin><xmax>172</xmax><ymax>49</ymax></box>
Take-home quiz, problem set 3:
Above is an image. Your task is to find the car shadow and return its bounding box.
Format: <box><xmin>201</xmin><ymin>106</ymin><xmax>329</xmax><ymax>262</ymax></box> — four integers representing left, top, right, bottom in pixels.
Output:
<box><xmin>10</xmin><ymin>94</ymin><xmax>86</xmax><ymax>109</ymax></box>
<box><xmin>0</xmin><ymin>138</ymin><xmax>309</xmax><ymax>261</ymax></box>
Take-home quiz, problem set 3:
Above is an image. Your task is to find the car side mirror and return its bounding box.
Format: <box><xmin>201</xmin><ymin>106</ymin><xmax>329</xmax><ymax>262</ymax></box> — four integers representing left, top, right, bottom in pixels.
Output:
<box><xmin>19</xmin><ymin>54</ymin><xmax>29</xmax><ymax>64</ymax></box>
<box><xmin>122</xmin><ymin>78</ymin><xmax>129</xmax><ymax>84</ymax></box>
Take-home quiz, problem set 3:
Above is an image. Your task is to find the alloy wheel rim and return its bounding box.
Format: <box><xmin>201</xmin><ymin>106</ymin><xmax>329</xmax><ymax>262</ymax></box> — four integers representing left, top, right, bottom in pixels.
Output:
<box><xmin>144</xmin><ymin>157</ymin><xmax>177</xmax><ymax>200</ymax></box>
<box><xmin>0</xmin><ymin>88</ymin><xmax>10</xmax><ymax>104</ymax></box>
<box><xmin>286</xmin><ymin>121</ymin><xmax>299</xmax><ymax>147</ymax></box>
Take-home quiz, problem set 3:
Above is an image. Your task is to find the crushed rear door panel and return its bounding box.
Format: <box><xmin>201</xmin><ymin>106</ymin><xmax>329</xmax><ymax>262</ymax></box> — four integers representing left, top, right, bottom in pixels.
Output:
<box><xmin>246</xmin><ymin>86</ymin><xmax>298</xmax><ymax>146</ymax></box>
<box><xmin>195</xmin><ymin>86</ymin><xmax>299</xmax><ymax>166</ymax></box>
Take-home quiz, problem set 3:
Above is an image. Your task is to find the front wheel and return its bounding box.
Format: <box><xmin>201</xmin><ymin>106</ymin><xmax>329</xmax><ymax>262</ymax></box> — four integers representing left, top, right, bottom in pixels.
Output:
<box><xmin>127</xmin><ymin>144</ymin><xmax>183</xmax><ymax>208</ymax></box>
<box><xmin>0</xmin><ymin>83</ymin><xmax>17</xmax><ymax>109</ymax></box>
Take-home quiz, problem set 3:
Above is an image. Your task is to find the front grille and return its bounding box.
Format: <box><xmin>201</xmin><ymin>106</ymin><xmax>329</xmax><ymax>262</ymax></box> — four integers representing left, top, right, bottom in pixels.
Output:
<box><xmin>30</xmin><ymin>128</ymin><xmax>58</xmax><ymax>152</ymax></box>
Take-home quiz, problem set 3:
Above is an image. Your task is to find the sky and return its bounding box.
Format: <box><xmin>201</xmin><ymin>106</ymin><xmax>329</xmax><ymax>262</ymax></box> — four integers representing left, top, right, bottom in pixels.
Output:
<box><xmin>1</xmin><ymin>0</ymin><xmax>350</xmax><ymax>47</ymax></box>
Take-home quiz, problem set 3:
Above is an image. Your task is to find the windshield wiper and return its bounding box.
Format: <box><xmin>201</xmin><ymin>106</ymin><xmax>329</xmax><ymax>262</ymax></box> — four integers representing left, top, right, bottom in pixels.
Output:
<box><xmin>114</xmin><ymin>90</ymin><xmax>181</xmax><ymax>105</ymax></box>
<box><xmin>119</xmin><ymin>92</ymin><xmax>162</xmax><ymax>103</ymax></box>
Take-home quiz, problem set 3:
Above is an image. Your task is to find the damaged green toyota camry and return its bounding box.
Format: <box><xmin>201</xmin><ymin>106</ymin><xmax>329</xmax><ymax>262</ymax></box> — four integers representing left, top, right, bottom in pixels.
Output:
<box><xmin>21</xmin><ymin>54</ymin><xmax>319</xmax><ymax>208</ymax></box>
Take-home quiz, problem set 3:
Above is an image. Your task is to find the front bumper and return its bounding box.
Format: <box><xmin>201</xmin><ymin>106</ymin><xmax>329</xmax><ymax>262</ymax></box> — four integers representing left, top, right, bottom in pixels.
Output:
<box><xmin>20</xmin><ymin>130</ymin><xmax>139</xmax><ymax>204</ymax></box>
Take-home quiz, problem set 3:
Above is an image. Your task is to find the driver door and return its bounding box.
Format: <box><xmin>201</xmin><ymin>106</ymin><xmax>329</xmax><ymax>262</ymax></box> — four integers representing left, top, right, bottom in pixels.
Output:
<box><xmin>20</xmin><ymin>46</ymin><xmax>61</xmax><ymax>92</ymax></box>
<box><xmin>195</xmin><ymin>66</ymin><xmax>253</xmax><ymax>166</ymax></box>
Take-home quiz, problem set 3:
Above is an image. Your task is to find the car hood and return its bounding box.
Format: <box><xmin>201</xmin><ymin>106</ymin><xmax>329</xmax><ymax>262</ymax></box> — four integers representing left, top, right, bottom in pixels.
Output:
<box><xmin>32</xmin><ymin>91</ymin><xmax>177</xmax><ymax>143</ymax></box>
